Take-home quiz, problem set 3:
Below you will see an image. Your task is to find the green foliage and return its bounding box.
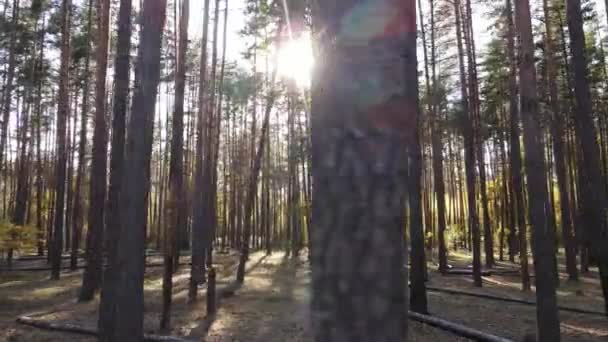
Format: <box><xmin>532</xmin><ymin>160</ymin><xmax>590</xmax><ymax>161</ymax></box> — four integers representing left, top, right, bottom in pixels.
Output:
<box><xmin>0</xmin><ymin>221</ymin><xmax>39</xmax><ymax>252</ymax></box>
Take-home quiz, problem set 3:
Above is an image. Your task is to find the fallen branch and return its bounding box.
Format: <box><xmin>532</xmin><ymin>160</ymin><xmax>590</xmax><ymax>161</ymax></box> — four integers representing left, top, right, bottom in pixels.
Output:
<box><xmin>0</xmin><ymin>262</ymin><xmax>193</xmax><ymax>272</ymax></box>
<box><xmin>408</xmin><ymin>311</ymin><xmax>513</xmax><ymax>342</ymax></box>
<box><xmin>16</xmin><ymin>316</ymin><xmax>195</xmax><ymax>342</ymax></box>
<box><xmin>426</xmin><ymin>286</ymin><xmax>606</xmax><ymax>317</ymax></box>
<box><xmin>443</xmin><ymin>269</ymin><xmax>493</xmax><ymax>276</ymax></box>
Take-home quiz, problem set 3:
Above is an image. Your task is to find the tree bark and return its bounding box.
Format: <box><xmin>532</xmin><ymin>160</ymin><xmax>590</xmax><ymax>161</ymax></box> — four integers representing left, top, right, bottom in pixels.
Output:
<box><xmin>71</xmin><ymin>0</ymin><xmax>93</xmax><ymax>272</ymax></box>
<box><xmin>566</xmin><ymin>0</ymin><xmax>608</xmax><ymax>314</ymax></box>
<box><xmin>514</xmin><ymin>0</ymin><xmax>562</xmax><ymax>337</ymax></box>
<box><xmin>309</xmin><ymin>1</ymin><xmax>412</xmax><ymax>340</ymax></box>
<box><xmin>454</xmin><ymin>0</ymin><xmax>482</xmax><ymax>287</ymax></box>
<box><xmin>79</xmin><ymin>0</ymin><xmax>110</xmax><ymax>299</ymax></box>
<box><xmin>100</xmin><ymin>0</ymin><xmax>166</xmax><ymax>339</ymax></box>
<box><xmin>97</xmin><ymin>0</ymin><xmax>133</xmax><ymax>333</ymax></box>
<box><xmin>50</xmin><ymin>0</ymin><xmax>71</xmax><ymax>281</ymax></box>
<box><xmin>542</xmin><ymin>0</ymin><xmax>577</xmax><ymax>282</ymax></box>
<box><xmin>0</xmin><ymin>0</ymin><xmax>19</xmax><ymax>174</ymax></box>
<box><xmin>189</xmin><ymin>0</ymin><xmax>211</xmax><ymax>302</ymax></box>
<box><xmin>505</xmin><ymin>0</ymin><xmax>530</xmax><ymax>290</ymax></box>
<box><xmin>161</xmin><ymin>0</ymin><xmax>188</xmax><ymax>331</ymax></box>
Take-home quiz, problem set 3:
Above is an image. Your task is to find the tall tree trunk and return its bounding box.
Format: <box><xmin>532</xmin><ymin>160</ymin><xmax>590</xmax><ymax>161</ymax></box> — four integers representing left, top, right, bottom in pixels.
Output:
<box><xmin>97</xmin><ymin>0</ymin><xmax>133</xmax><ymax>332</ymax></box>
<box><xmin>506</xmin><ymin>0</ymin><xmax>530</xmax><ymax>290</ymax></box>
<box><xmin>0</xmin><ymin>0</ymin><xmax>18</xmax><ymax>174</ymax></box>
<box><xmin>100</xmin><ymin>0</ymin><xmax>166</xmax><ymax>339</ymax></box>
<box><xmin>454</xmin><ymin>0</ymin><xmax>482</xmax><ymax>287</ymax></box>
<box><xmin>161</xmin><ymin>0</ymin><xmax>188</xmax><ymax>331</ymax></box>
<box><xmin>235</xmin><ymin>23</ymin><xmax>281</xmax><ymax>284</ymax></box>
<box><xmin>79</xmin><ymin>0</ymin><xmax>110</xmax><ymax>299</ymax></box>
<box><xmin>515</xmin><ymin>0</ymin><xmax>562</xmax><ymax>337</ymax></box>
<box><xmin>35</xmin><ymin>15</ymin><xmax>46</xmax><ymax>257</ymax></box>
<box><xmin>408</xmin><ymin>65</ymin><xmax>429</xmax><ymax>315</ymax></box>
<box><xmin>50</xmin><ymin>0</ymin><xmax>72</xmax><ymax>281</ymax></box>
<box><xmin>203</xmin><ymin>0</ymin><xmax>221</xmax><ymax>269</ymax></box>
<box><xmin>543</xmin><ymin>0</ymin><xmax>578</xmax><ymax>281</ymax></box>
<box><xmin>71</xmin><ymin>0</ymin><xmax>93</xmax><ymax>271</ymax></box>
<box><xmin>189</xmin><ymin>0</ymin><xmax>211</xmax><ymax>301</ymax></box>
<box><xmin>567</xmin><ymin>0</ymin><xmax>608</xmax><ymax>314</ymax></box>
<box><xmin>216</xmin><ymin>0</ymin><xmax>229</xmax><ymax>254</ymax></box>
<box><xmin>419</xmin><ymin>0</ymin><xmax>447</xmax><ymax>274</ymax></box>
<box><xmin>65</xmin><ymin>91</ymin><xmax>75</xmax><ymax>252</ymax></box>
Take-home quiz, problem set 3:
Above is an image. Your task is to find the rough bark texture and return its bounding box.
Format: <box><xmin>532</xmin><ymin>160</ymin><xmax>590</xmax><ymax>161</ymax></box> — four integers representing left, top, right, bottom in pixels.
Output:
<box><xmin>454</xmin><ymin>0</ymin><xmax>482</xmax><ymax>287</ymax></box>
<box><xmin>161</xmin><ymin>0</ymin><xmax>188</xmax><ymax>331</ymax></box>
<box><xmin>71</xmin><ymin>0</ymin><xmax>92</xmax><ymax>270</ymax></box>
<box><xmin>408</xmin><ymin>68</ymin><xmax>429</xmax><ymax>314</ymax></box>
<box><xmin>566</xmin><ymin>0</ymin><xmax>608</xmax><ymax>315</ymax></box>
<box><xmin>50</xmin><ymin>0</ymin><xmax>71</xmax><ymax>281</ymax></box>
<box><xmin>514</xmin><ymin>0</ymin><xmax>562</xmax><ymax>338</ymax></box>
<box><xmin>419</xmin><ymin>0</ymin><xmax>447</xmax><ymax>274</ymax></box>
<box><xmin>310</xmin><ymin>1</ymin><xmax>412</xmax><ymax>340</ymax></box>
<box><xmin>542</xmin><ymin>0</ymin><xmax>577</xmax><ymax>281</ymax></box>
<box><xmin>97</xmin><ymin>0</ymin><xmax>133</xmax><ymax>333</ymax></box>
<box><xmin>79</xmin><ymin>0</ymin><xmax>110</xmax><ymax>300</ymax></box>
<box><xmin>99</xmin><ymin>0</ymin><xmax>166</xmax><ymax>339</ymax></box>
<box><xmin>189</xmin><ymin>0</ymin><xmax>211</xmax><ymax>302</ymax></box>
<box><xmin>505</xmin><ymin>0</ymin><xmax>530</xmax><ymax>291</ymax></box>
<box><xmin>0</xmin><ymin>0</ymin><xmax>18</xmax><ymax>173</ymax></box>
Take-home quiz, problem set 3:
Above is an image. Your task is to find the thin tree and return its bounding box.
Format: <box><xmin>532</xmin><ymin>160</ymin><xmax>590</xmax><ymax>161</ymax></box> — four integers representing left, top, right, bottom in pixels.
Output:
<box><xmin>453</xmin><ymin>0</ymin><xmax>482</xmax><ymax>286</ymax></box>
<box><xmin>50</xmin><ymin>0</ymin><xmax>72</xmax><ymax>280</ymax></box>
<box><xmin>0</xmin><ymin>0</ymin><xmax>19</xmax><ymax>174</ymax></box>
<box><xmin>506</xmin><ymin>0</ymin><xmax>530</xmax><ymax>290</ymax></box>
<box><xmin>161</xmin><ymin>0</ymin><xmax>188</xmax><ymax>331</ymax></box>
<box><xmin>542</xmin><ymin>0</ymin><xmax>577</xmax><ymax>281</ymax></box>
<box><xmin>235</xmin><ymin>21</ymin><xmax>281</xmax><ymax>284</ymax></box>
<box><xmin>71</xmin><ymin>0</ymin><xmax>93</xmax><ymax>271</ymax></box>
<box><xmin>189</xmin><ymin>0</ymin><xmax>211</xmax><ymax>301</ymax></box>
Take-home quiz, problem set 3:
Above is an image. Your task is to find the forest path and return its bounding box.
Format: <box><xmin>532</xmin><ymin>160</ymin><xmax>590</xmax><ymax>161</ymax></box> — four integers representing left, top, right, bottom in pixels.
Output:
<box><xmin>1</xmin><ymin>251</ymin><xmax>606</xmax><ymax>341</ymax></box>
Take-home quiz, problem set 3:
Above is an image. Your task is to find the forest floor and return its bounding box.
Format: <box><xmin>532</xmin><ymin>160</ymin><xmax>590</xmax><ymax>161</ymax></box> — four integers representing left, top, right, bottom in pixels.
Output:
<box><xmin>0</xmin><ymin>250</ymin><xmax>606</xmax><ymax>341</ymax></box>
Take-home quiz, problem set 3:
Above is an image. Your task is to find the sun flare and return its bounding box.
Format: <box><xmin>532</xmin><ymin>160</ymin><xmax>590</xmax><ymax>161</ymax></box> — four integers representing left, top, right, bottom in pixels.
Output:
<box><xmin>277</xmin><ymin>34</ymin><xmax>314</xmax><ymax>88</ymax></box>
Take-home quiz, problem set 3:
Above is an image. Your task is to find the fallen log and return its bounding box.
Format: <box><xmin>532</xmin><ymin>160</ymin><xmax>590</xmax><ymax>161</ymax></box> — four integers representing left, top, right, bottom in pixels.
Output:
<box><xmin>426</xmin><ymin>286</ymin><xmax>606</xmax><ymax>317</ymax></box>
<box><xmin>16</xmin><ymin>316</ymin><xmax>195</xmax><ymax>342</ymax></box>
<box><xmin>0</xmin><ymin>262</ymin><xmax>193</xmax><ymax>272</ymax></box>
<box><xmin>444</xmin><ymin>269</ymin><xmax>493</xmax><ymax>276</ymax></box>
<box><xmin>408</xmin><ymin>311</ymin><xmax>513</xmax><ymax>342</ymax></box>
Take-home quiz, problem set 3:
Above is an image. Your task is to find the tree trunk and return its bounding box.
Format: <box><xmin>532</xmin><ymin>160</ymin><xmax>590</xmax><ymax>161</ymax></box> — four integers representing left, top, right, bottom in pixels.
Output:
<box><xmin>189</xmin><ymin>0</ymin><xmax>211</xmax><ymax>302</ymax></box>
<box><xmin>71</xmin><ymin>0</ymin><xmax>93</xmax><ymax>271</ymax></box>
<box><xmin>97</xmin><ymin>0</ymin><xmax>133</xmax><ymax>333</ymax></box>
<box><xmin>309</xmin><ymin>1</ymin><xmax>412</xmax><ymax>340</ymax></box>
<box><xmin>99</xmin><ymin>0</ymin><xmax>166</xmax><ymax>339</ymax></box>
<box><xmin>35</xmin><ymin>15</ymin><xmax>46</xmax><ymax>257</ymax></box>
<box><xmin>161</xmin><ymin>0</ymin><xmax>188</xmax><ymax>331</ymax></box>
<box><xmin>235</xmin><ymin>23</ymin><xmax>281</xmax><ymax>284</ymax></box>
<box><xmin>50</xmin><ymin>0</ymin><xmax>72</xmax><ymax>281</ymax></box>
<box><xmin>542</xmin><ymin>0</ymin><xmax>578</xmax><ymax>282</ymax></box>
<box><xmin>79</xmin><ymin>0</ymin><xmax>110</xmax><ymax>299</ymax></box>
<box><xmin>566</xmin><ymin>0</ymin><xmax>608</xmax><ymax>314</ymax></box>
<box><xmin>454</xmin><ymin>0</ymin><xmax>482</xmax><ymax>287</ymax></box>
<box><xmin>514</xmin><ymin>0</ymin><xmax>562</xmax><ymax>337</ymax></box>
<box><xmin>505</xmin><ymin>0</ymin><xmax>531</xmax><ymax>289</ymax></box>
<box><xmin>0</xmin><ymin>0</ymin><xmax>19</xmax><ymax>173</ymax></box>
